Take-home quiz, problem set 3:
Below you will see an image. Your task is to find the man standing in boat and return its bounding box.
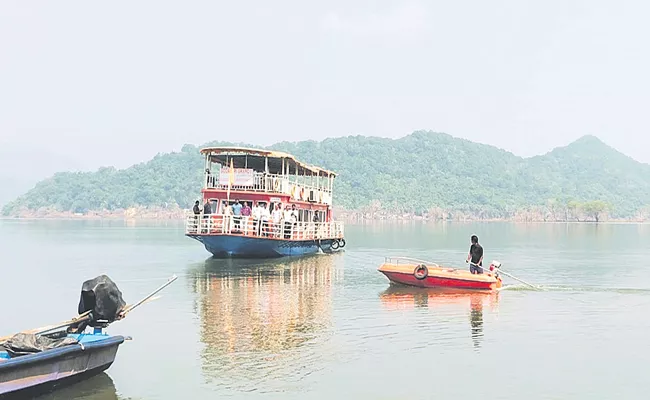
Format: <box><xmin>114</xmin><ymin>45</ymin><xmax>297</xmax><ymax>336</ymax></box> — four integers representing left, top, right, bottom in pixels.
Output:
<box><xmin>466</xmin><ymin>235</ymin><xmax>484</xmax><ymax>274</ymax></box>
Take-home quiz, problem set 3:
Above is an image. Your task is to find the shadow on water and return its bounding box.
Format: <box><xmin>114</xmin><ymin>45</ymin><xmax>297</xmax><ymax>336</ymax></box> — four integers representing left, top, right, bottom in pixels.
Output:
<box><xmin>34</xmin><ymin>372</ymin><xmax>127</xmax><ymax>400</ymax></box>
<box><xmin>378</xmin><ymin>285</ymin><xmax>500</xmax><ymax>349</ymax></box>
<box><xmin>186</xmin><ymin>253</ymin><xmax>344</xmax><ymax>393</ymax></box>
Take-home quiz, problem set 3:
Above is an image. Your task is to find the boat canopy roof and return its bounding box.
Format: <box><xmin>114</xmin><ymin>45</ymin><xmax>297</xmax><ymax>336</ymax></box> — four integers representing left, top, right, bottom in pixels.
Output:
<box><xmin>200</xmin><ymin>146</ymin><xmax>337</xmax><ymax>177</ymax></box>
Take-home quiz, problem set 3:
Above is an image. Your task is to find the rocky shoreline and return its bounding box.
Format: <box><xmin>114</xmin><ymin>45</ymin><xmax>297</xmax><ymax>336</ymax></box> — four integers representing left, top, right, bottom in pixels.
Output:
<box><xmin>2</xmin><ymin>205</ymin><xmax>649</xmax><ymax>223</ymax></box>
<box><xmin>2</xmin><ymin>205</ymin><xmax>187</xmax><ymax>220</ymax></box>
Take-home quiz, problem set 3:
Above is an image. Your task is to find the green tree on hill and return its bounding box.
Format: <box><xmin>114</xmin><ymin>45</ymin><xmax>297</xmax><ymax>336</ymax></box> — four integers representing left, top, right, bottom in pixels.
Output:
<box><xmin>581</xmin><ymin>200</ymin><xmax>611</xmax><ymax>223</ymax></box>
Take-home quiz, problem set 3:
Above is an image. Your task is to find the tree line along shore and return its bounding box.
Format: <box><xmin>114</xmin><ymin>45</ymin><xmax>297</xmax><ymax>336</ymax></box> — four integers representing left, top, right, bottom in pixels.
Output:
<box><xmin>4</xmin><ymin>200</ymin><xmax>649</xmax><ymax>223</ymax></box>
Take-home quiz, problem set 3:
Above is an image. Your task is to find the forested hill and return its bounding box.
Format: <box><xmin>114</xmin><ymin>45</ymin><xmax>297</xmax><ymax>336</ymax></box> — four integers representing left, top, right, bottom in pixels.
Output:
<box><xmin>3</xmin><ymin>131</ymin><xmax>650</xmax><ymax>219</ymax></box>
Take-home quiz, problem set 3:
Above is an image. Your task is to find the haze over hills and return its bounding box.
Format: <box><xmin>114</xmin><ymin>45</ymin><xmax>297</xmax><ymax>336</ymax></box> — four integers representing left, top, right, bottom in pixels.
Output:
<box><xmin>0</xmin><ymin>178</ymin><xmax>32</xmax><ymax>209</ymax></box>
<box><xmin>2</xmin><ymin>131</ymin><xmax>650</xmax><ymax>220</ymax></box>
<box><xmin>0</xmin><ymin>144</ymin><xmax>93</xmax><ymax>208</ymax></box>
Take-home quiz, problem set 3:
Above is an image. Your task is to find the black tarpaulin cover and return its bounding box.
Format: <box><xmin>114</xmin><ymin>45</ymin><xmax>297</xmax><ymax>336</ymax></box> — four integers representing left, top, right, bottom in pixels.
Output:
<box><xmin>78</xmin><ymin>275</ymin><xmax>126</xmax><ymax>327</ymax></box>
<box><xmin>2</xmin><ymin>333</ymin><xmax>79</xmax><ymax>357</ymax></box>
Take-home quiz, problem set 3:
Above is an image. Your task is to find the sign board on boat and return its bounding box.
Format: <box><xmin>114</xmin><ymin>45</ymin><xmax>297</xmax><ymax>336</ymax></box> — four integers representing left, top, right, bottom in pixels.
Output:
<box><xmin>219</xmin><ymin>168</ymin><xmax>255</xmax><ymax>186</ymax></box>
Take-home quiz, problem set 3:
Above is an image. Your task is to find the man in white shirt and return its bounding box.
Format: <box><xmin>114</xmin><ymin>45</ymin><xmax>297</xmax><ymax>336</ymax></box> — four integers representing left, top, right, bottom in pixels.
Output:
<box><xmin>283</xmin><ymin>204</ymin><xmax>298</xmax><ymax>239</ymax></box>
<box><xmin>260</xmin><ymin>203</ymin><xmax>270</xmax><ymax>234</ymax></box>
<box><xmin>285</xmin><ymin>204</ymin><xmax>298</xmax><ymax>223</ymax></box>
<box><xmin>221</xmin><ymin>201</ymin><xmax>232</xmax><ymax>215</ymax></box>
<box><xmin>253</xmin><ymin>201</ymin><xmax>269</xmax><ymax>236</ymax></box>
<box><xmin>271</xmin><ymin>204</ymin><xmax>283</xmax><ymax>237</ymax></box>
<box><xmin>252</xmin><ymin>202</ymin><xmax>262</xmax><ymax>235</ymax></box>
<box><xmin>221</xmin><ymin>201</ymin><xmax>232</xmax><ymax>232</ymax></box>
<box><xmin>260</xmin><ymin>203</ymin><xmax>270</xmax><ymax>220</ymax></box>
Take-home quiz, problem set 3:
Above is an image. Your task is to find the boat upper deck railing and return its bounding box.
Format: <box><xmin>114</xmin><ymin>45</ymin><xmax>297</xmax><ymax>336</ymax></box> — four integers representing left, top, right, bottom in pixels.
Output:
<box><xmin>185</xmin><ymin>214</ymin><xmax>344</xmax><ymax>241</ymax></box>
<box><xmin>383</xmin><ymin>256</ymin><xmax>443</xmax><ymax>268</ymax></box>
<box><xmin>205</xmin><ymin>172</ymin><xmax>333</xmax><ymax>204</ymax></box>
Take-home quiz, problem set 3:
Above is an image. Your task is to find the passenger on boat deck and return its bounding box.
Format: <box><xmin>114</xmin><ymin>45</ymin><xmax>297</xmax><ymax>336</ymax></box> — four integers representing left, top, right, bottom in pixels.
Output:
<box><xmin>260</xmin><ymin>203</ymin><xmax>270</xmax><ymax>220</ymax></box>
<box><xmin>289</xmin><ymin>204</ymin><xmax>299</xmax><ymax>234</ymax></box>
<box><xmin>259</xmin><ymin>202</ymin><xmax>271</xmax><ymax>236</ymax></box>
<box><xmin>272</xmin><ymin>204</ymin><xmax>283</xmax><ymax>236</ymax></box>
<box><xmin>221</xmin><ymin>201</ymin><xmax>232</xmax><ymax>231</ymax></box>
<box><xmin>241</xmin><ymin>202</ymin><xmax>252</xmax><ymax>217</ymax></box>
<box><xmin>193</xmin><ymin>201</ymin><xmax>201</xmax><ymax>215</ymax></box>
<box><xmin>232</xmin><ymin>199</ymin><xmax>242</xmax><ymax>216</ymax></box>
<box><xmin>205</xmin><ymin>168</ymin><xmax>212</xmax><ymax>186</ymax></box>
<box><xmin>283</xmin><ymin>205</ymin><xmax>298</xmax><ymax>239</ymax></box>
<box><xmin>287</xmin><ymin>204</ymin><xmax>298</xmax><ymax>223</ymax></box>
<box><xmin>203</xmin><ymin>201</ymin><xmax>212</xmax><ymax>215</ymax></box>
<box><xmin>232</xmin><ymin>199</ymin><xmax>242</xmax><ymax>231</ymax></box>
<box><xmin>466</xmin><ymin>235</ymin><xmax>484</xmax><ymax>274</ymax></box>
<box><xmin>221</xmin><ymin>201</ymin><xmax>232</xmax><ymax>215</ymax></box>
<box><xmin>252</xmin><ymin>202</ymin><xmax>263</xmax><ymax>219</ymax></box>
<box><xmin>252</xmin><ymin>202</ymin><xmax>262</xmax><ymax>235</ymax></box>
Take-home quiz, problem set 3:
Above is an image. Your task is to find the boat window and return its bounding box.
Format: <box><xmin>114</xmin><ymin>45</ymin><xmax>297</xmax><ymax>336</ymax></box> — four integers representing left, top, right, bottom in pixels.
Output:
<box><xmin>208</xmin><ymin>199</ymin><xmax>219</xmax><ymax>213</ymax></box>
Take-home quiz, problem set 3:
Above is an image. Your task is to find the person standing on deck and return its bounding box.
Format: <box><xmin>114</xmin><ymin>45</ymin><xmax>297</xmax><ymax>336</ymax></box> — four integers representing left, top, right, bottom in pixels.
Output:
<box><xmin>222</xmin><ymin>201</ymin><xmax>232</xmax><ymax>232</ymax></box>
<box><xmin>252</xmin><ymin>202</ymin><xmax>262</xmax><ymax>235</ymax></box>
<box><xmin>260</xmin><ymin>202</ymin><xmax>271</xmax><ymax>236</ymax></box>
<box><xmin>205</xmin><ymin>169</ymin><xmax>212</xmax><ymax>187</ymax></box>
<box><xmin>283</xmin><ymin>204</ymin><xmax>298</xmax><ymax>239</ymax></box>
<box><xmin>201</xmin><ymin>200</ymin><xmax>212</xmax><ymax>233</ymax></box>
<box><xmin>241</xmin><ymin>201</ymin><xmax>252</xmax><ymax>233</ymax></box>
<box><xmin>241</xmin><ymin>201</ymin><xmax>251</xmax><ymax>217</ymax></box>
<box><xmin>311</xmin><ymin>211</ymin><xmax>320</xmax><ymax>239</ymax></box>
<box><xmin>221</xmin><ymin>201</ymin><xmax>232</xmax><ymax>216</ymax></box>
<box><xmin>281</xmin><ymin>204</ymin><xmax>290</xmax><ymax>239</ymax></box>
<box><xmin>231</xmin><ymin>199</ymin><xmax>242</xmax><ymax>231</ymax></box>
<box><xmin>466</xmin><ymin>235</ymin><xmax>484</xmax><ymax>274</ymax></box>
<box><xmin>192</xmin><ymin>200</ymin><xmax>201</xmax><ymax>233</ymax></box>
<box><xmin>271</xmin><ymin>204</ymin><xmax>283</xmax><ymax>237</ymax></box>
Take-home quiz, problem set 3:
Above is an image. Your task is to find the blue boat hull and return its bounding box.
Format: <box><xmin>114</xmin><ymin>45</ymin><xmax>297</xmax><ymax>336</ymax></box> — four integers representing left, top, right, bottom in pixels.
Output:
<box><xmin>0</xmin><ymin>334</ymin><xmax>125</xmax><ymax>398</ymax></box>
<box><xmin>186</xmin><ymin>234</ymin><xmax>344</xmax><ymax>258</ymax></box>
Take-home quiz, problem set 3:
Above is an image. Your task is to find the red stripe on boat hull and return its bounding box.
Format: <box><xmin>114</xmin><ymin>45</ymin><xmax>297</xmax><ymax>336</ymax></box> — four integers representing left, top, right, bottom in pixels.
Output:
<box><xmin>380</xmin><ymin>271</ymin><xmax>498</xmax><ymax>291</ymax></box>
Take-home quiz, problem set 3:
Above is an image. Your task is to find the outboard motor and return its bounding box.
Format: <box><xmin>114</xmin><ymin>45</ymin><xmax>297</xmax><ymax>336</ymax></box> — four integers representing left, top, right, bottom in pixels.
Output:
<box><xmin>76</xmin><ymin>275</ymin><xmax>127</xmax><ymax>330</ymax></box>
<box><xmin>489</xmin><ymin>260</ymin><xmax>502</xmax><ymax>277</ymax></box>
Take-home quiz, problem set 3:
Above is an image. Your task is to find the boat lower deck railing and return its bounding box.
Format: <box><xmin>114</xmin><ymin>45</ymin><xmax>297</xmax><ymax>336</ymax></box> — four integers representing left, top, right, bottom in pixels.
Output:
<box><xmin>185</xmin><ymin>214</ymin><xmax>345</xmax><ymax>241</ymax></box>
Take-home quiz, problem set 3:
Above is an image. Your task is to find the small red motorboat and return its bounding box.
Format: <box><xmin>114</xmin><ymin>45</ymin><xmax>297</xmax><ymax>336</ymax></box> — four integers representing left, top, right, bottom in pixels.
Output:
<box><xmin>378</xmin><ymin>257</ymin><xmax>503</xmax><ymax>291</ymax></box>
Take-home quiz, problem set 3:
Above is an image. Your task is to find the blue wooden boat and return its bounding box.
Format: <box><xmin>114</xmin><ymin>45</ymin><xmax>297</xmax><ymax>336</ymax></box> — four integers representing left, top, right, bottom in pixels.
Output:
<box><xmin>185</xmin><ymin>147</ymin><xmax>346</xmax><ymax>258</ymax></box>
<box><xmin>0</xmin><ymin>274</ymin><xmax>176</xmax><ymax>399</ymax></box>
<box><xmin>0</xmin><ymin>330</ymin><xmax>126</xmax><ymax>399</ymax></box>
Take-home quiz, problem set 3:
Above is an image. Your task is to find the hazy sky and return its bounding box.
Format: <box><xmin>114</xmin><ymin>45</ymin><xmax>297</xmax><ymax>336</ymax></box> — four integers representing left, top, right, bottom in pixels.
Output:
<box><xmin>1</xmin><ymin>0</ymin><xmax>649</xmax><ymax>183</ymax></box>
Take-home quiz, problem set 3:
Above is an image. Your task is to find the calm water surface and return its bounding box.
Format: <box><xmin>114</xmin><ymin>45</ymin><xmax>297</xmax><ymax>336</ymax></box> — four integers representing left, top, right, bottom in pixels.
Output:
<box><xmin>1</xmin><ymin>220</ymin><xmax>649</xmax><ymax>399</ymax></box>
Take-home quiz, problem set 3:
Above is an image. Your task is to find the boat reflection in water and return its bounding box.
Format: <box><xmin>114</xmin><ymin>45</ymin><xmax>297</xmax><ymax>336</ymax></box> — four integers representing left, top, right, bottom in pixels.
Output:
<box><xmin>35</xmin><ymin>372</ymin><xmax>120</xmax><ymax>400</ymax></box>
<box><xmin>189</xmin><ymin>254</ymin><xmax>343</xmax><ymax>392</ymax></box>
<box><xmin>379</xmin><ymin>286</ymin><xmax>500</xmax><ymax>349</ymax></box>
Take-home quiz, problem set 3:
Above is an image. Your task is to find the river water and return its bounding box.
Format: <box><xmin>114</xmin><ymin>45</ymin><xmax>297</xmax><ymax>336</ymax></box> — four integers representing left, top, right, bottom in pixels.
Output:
<box><xmin>1</xmin><ymin>220</ymin><xmax>649</xmax><ymax>399</ymax></box>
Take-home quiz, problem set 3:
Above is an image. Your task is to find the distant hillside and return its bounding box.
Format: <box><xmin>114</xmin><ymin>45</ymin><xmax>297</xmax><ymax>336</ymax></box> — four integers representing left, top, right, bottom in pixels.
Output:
<box><xmin>3</xmin><ymin>131</ymin><xmax>650</xmax><ymax>219</ymax></box>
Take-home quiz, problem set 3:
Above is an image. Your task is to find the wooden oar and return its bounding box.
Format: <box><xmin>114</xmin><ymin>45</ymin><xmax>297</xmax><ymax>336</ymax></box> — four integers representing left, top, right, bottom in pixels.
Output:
<box><xmin>118</xmin><ymin>275</ymin><xmax>177</xmax><ymax>319</ymax></box>
<box><xmin>469</xmin><ymin>262</ymin><xmax>540</xmax><ymax>290</ymax></box>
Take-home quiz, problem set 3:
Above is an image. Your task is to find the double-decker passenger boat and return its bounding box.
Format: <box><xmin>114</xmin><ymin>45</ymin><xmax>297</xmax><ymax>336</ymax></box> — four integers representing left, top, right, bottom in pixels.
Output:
<box><xmin>185</xmin><ymin>147</ymin><xmax>346</xmax><ymax>258</ymax></box>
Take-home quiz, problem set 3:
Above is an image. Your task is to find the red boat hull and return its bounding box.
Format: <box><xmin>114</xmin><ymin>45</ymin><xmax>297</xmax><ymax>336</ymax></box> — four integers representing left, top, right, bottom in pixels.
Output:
<box><xmin>380</xmin><ymin>270</ymin><xmax>499</xmax><ymax>291</ymax></box>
